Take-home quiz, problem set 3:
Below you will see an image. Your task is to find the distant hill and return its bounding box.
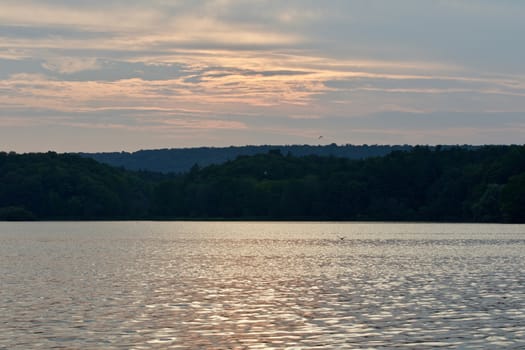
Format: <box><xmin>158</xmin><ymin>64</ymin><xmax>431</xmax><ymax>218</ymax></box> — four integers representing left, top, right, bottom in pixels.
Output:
<box><xmin>81</xmin><ymin>144</ymin><xmax>413</xmax><ymax>173</ymax></box>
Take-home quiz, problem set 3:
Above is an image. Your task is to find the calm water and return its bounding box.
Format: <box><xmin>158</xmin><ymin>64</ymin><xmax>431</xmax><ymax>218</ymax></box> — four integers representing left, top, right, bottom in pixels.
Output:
<box><xmin>1</xmin><ymin>222</ymin><xmax>524</xmax><ymax>349</ymax></box>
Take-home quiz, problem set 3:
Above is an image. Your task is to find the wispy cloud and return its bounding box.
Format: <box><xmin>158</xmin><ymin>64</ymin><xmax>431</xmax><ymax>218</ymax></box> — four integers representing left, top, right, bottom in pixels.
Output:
<box><xmin>42</xmin><ymin>57</ymin><xmax>101</xmax><ymax>74</ymax></box>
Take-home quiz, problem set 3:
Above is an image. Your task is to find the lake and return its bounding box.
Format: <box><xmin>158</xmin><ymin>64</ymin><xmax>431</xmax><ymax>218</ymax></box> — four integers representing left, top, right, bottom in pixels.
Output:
<box><xmin>1</xmin><ymin>222</ymin><xmax>524</xmax><ymax>349</ymax></box>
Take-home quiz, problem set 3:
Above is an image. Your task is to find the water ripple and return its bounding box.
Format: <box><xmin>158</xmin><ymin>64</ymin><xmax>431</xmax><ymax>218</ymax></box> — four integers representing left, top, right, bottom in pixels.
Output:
<box><xmin>1</xmin><ymin>222</ymin><xmax>524</xmax><ymax>349</ymax></box>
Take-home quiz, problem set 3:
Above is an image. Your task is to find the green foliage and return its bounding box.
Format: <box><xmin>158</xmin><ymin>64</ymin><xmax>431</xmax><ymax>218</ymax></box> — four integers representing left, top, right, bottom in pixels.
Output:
<box><xmin>148</xmin><ymin>146</ymin><xmax>525</xmax><ymax>222</ymax></box>
<box><xmin>501</xmin><ymin>173</ymin><xmax>525</xmax><ymax>223</ymax></box>
<box><xmin>1</xmin><ymin>146</ymin><xmax>525</xmax><ymax>222</ymax></box>
<box><xmin>0</xmin><ymin>152</ymin><xmax>152</xmax><ymax>220</ymax></box>
<box><xmin>0</xmin><ymin>206</ymin><xmax>35</xmax><ymax>221</ymax></box>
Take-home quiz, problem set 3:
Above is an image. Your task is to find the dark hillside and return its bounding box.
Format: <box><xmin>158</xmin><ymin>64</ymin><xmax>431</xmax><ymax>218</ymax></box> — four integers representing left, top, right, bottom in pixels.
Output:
<box><xmin>1</xmin><ymin>146</ymin><xmax>524</xmax><ymax>222</ymax></box>
<box><xmin>0</xmin><ymin>152</ymin><xmax>152</xmax><ymax>220</ymax></box>
<box><xmin>152</xmin><ymin>145</ymin><xmax>525</xmax><ymax>222</ymax></box>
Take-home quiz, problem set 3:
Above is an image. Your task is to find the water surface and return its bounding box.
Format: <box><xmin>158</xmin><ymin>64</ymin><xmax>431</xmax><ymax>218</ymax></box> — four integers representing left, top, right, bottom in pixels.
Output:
<box><xmin>1</xmin><ymin>222</ymin><xmax>524</xmax><ymax>349</ymax></box>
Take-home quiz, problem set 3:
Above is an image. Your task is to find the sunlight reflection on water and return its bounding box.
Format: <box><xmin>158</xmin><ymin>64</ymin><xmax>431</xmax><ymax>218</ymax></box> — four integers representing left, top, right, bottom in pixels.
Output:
<box><xmin>1</xmin><ymin>222</ymin><xmax>524</xmax><ymax>349</ymax></box>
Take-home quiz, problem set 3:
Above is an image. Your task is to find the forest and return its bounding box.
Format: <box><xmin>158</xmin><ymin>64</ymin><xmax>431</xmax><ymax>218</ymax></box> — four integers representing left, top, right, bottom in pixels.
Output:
<box><xmin>1</xmin><ymin>145</ymin><xmax>524</xmax><ymax>222</ymax></box>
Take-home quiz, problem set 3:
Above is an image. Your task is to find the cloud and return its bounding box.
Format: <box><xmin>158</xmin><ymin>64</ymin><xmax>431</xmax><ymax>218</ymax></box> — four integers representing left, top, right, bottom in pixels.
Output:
<box><xmin>0</xmin><ymin>1</ymin><xmax>161</xmax><ymax>31</ymax></box>
<box><xmin>1</xmin><ymin>0</ymin><xmax>525</xmax><ymax>151</ymax></box>
<box><xmin>42</xmin><ymin>57</ymin><xmax>101</xmax><ymax>74</ymax></box>
<box><xmin>2</xmin><ymin>53</ymin><xmax>525</xmax><ymax>125</ymax></box>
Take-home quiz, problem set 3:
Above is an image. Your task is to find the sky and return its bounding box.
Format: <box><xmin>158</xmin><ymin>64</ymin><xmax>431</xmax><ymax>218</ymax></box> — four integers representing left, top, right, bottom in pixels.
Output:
<box><xmin>1</xmin><ymin>0</ymin><xmax>524</xmax><ymax>152</ymax></box>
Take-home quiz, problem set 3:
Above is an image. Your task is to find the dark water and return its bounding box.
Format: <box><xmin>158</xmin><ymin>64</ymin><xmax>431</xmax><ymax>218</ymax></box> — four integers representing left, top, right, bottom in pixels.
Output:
<box><xmin>1</xmin><ymin>222</ymin><xmax>524</xmax><ymax>349</ymax></box>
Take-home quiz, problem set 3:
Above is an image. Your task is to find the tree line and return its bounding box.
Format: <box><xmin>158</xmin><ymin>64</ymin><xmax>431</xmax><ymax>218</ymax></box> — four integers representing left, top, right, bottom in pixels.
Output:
<box><xmin>1</xmin><ymin>145</ymin><xmax>524</xmax><ymax>222</ymax></box>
